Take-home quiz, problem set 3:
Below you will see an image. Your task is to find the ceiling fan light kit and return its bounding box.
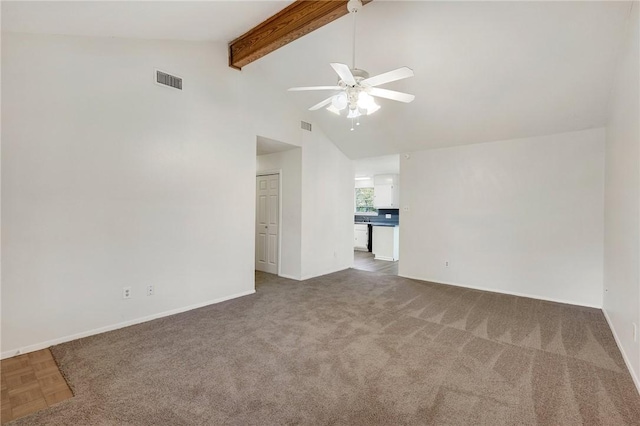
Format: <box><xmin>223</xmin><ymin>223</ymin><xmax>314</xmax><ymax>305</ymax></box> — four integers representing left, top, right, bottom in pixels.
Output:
<box><xmin>287</xmin><ymin>0</ymin><xmax>415</xmax><ymax>131</ymax></box>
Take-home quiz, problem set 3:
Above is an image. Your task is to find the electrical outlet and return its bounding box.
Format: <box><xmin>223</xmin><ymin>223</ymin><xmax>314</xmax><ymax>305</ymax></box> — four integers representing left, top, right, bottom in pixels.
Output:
<box><xmin>147</xmin><ymin>285</ymin><xmax>155</xmax><ymax>296</ymax></box>
<box><xmin>123</xmin><ymin>287</ymin><xmax>131</xmax><ymax>299</ymax></box>
<box><xmin>445</xmin><ymin>261</ymin><xmax>449</xmax><ymax>267</ymax></box>
<box><xmin>385</xmin><ymin>214</ymin><xmax>392</xmax><ymax>219</ymax></box>
<box><xmin>402</xmin><ymin>206</ymin><xmax>410</xmax><ymax>212</ymax></box>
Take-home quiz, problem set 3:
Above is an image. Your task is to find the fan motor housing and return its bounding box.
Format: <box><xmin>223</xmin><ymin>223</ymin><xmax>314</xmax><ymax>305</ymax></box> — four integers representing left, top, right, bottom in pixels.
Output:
<box><xmin>351</xmin><ymin>69</ymin><xmax>370</xmax><ymax>80</ymax></box>
<box><xmin>339</xmin><ymin>68</ymin><xmax>370</xmax><ymax>87</ymax></box>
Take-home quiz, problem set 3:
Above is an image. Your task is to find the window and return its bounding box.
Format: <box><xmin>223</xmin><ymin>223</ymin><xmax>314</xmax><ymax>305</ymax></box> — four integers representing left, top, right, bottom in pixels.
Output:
<box><xmin>355</xmin><ymin>188</ymin><xmax>377</xmax><ymax>214</ymax></box>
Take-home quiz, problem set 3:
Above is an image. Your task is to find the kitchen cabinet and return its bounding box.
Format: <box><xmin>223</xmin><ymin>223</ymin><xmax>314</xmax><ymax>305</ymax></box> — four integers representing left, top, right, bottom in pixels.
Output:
<box><xmin>374</xmin><ymin>174</ymin><xmax>399</xmax><ymax>208</ymax></box>
<box><xmin>372</xmin><ymin>225</ymin><xmax>399</xmax><ymax>261</ymax></box>
<box><xmin>354</xmin><ymin>224</ymin><xmax>369</xmax><ymax>251</ymax></box>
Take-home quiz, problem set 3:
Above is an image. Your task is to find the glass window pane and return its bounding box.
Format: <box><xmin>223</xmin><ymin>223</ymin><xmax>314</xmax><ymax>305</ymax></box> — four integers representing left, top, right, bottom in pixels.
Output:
<box><xmin>355</xmin><ymin>188</ymin><xmax>376</xmax><ymax>213</ymax></box>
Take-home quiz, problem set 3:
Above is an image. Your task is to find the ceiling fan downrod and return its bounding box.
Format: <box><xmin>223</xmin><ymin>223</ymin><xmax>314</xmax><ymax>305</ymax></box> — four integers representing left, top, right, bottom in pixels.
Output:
<box><xmin>286</xmin><ymin>0</ymin><xmax>415</xmax><ymax>129</ymax></box>
<box><xmin>347</xmin><ymin>0</ymin><xmax>363</xmax><ymax>70</ymax></box>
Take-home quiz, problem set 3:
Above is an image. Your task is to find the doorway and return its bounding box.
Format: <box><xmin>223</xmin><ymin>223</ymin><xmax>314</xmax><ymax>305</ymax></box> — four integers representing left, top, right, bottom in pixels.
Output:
<box><xmin>255</xmin><ymin>173</ymin><xmax>279</xmax><ymax>274</ymax></box>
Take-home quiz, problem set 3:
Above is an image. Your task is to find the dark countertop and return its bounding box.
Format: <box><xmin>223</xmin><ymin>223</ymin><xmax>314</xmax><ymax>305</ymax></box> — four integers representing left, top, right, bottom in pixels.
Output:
<box><xmin>354</xmin><ymin>222</ymin><xmax>399</xmax><ymax>227</ymax></box>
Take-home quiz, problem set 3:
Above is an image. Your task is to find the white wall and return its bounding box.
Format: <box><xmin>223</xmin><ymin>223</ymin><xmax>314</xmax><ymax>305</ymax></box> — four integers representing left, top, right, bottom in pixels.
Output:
<box><xmin>256</xmin><ymin>127</ymin><xmax>354</xmax><ymax>282</ymax></box>
<box><xmin>400</xmin><ymin>128</ymin><xmax>605</xmax><ymax>307</ymax></box>
<box><xmin>257</xmin><ymin>148</ymin><xmax>302</xmax><ymax>280</ymax></box>
<box><xmin>300</xmin><ymin>126</ymin><xmax>354</xmax><ymax>280</ymax></box>
<box><xmin>240</xmin><ymin>72</ymin><xmax>301</xmax><ymax>150</ymax></box>
<box><xmin>603</xmin><ymin>2</ymin><xmax>640</xmax><ymax>388</ymax></box>
<box><xmin>0</xmin><ymin>32</ymin><xmax>301</xmax><ymax>357</ymax></box>
<box><xmin>354</xmin><ymin>178</ymin><xmax>374</xmax><ymax>189</ymax></box>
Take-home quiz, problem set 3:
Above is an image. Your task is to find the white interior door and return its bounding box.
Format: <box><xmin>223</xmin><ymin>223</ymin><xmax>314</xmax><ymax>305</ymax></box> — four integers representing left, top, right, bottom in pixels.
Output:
<box><xmin>255</xmin><ymin>174</ymin><xmax>279</xmax><ymax>274</ymax></box>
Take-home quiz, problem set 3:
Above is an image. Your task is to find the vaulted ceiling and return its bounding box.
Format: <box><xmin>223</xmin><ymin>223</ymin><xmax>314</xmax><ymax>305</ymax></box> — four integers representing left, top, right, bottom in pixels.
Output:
<box><xmin>3</xmin><ymin>1</ymin><xmax>633</xmax><ymax>159</ymax></box>
<box><xmin>1</xmin><ymin>1</ymin><xmax>294</xmax><ymax>42</ymax></box>
<box><xmin>249</xmin><ymin>1</ymin><xmax>632</xmax><ymax>158</ymax></box>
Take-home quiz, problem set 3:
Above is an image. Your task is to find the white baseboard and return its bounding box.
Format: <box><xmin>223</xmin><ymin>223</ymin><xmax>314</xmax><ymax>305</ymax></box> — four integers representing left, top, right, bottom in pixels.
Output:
<box><xmin>602</xmin><ymin>309</ymin><xmax>640</xmax><ymax>394</ymax></box>
<box><xmin>1</xmin><ymin>289</ymin><xmax>256</xmax><ymax>360</ymax></box>
<box><xmin>397</xmin><ymin>274</ymin><xmax>601</xmax><ymax>309</ymax></box>
<box><xmin>395</xmin><ymin>274</ymin><xmax>638</xmax><ymax>392</ymax></box>
<box><xmin>374</xmin><ymin>255</ymin><xmax>396</xmax><ymax>261</ymax></box>
<box><xmin>278</xmin><ymin>273</ymin><xmax>301</xmax><ymax>281</ymax></box>
<box><xmin>278</xmin><ymin>266</ymin><xmax>368</xmax><ymax>281</ymax></box>
<box><xmin>300</xmin><ymin>266</ymin><xmax>350</xmax><ymax>281</ymax></box>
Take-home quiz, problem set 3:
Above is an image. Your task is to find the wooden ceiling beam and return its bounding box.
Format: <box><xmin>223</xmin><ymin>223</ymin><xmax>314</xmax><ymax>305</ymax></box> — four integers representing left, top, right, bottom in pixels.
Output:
<box><xmin>229</xmin><ymin>0</ymin><xmax>371</xmax><ymax>70</ymax></box>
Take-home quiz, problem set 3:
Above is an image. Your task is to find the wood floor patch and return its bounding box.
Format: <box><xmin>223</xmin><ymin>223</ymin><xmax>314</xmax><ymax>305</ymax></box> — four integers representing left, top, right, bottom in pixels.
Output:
<box><xmin>0</xmin><ymin>349</ymin><xmax>73</xmax><ymax>424</ymax></box>
<box><xmin>353</xmin><ymin>250</ymin><xmax>399</xmax><ymax>275</ymax></box>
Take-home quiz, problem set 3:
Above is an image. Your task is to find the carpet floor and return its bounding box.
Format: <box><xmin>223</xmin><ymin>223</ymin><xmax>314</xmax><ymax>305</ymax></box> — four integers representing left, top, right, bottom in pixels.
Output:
<box><xmin>9</xmin><ymin>269</ymin><xmax>640</xmax><ymax>425</ymax></box>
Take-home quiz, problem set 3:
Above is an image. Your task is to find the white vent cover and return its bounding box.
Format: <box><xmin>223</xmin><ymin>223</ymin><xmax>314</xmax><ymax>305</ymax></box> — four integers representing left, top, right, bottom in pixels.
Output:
<box><xmin>301</xmin><ymin>121</ymin><xmax>312</xmax><ymax>132</ymax></box>
<box><xmin>156</xmin><ymin>70</ymin><xmax>182</xmax><ymax>90</ymax></box>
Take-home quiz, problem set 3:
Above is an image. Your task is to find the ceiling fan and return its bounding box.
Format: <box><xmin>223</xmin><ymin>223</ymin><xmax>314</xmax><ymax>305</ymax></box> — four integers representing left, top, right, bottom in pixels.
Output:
<box><xmin>288</xmin><ymin>0</ymin><xmax>415</xmax><ymax>130</ymax></box>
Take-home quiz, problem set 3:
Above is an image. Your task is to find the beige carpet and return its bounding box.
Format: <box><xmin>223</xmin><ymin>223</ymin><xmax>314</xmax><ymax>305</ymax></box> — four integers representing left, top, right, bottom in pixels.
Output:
<box><xmin>9</xmin><ymin>269</ymin><xmax>640</xmax><ymax>425</ymax></box>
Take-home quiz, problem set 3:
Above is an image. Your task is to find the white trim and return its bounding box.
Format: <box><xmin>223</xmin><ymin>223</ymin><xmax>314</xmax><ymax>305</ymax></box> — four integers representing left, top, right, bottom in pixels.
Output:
<box><xmin>374</xmin><ymin>255</ymin><xmax>396</xmax><ymax>261</ymax></box>
<box><xmin>397</xmin><ymin>274</ymin><xmax>602</xmax><ymax>309</ymax></box>
<box><xmin>300</xmin><ymin>266</ymin><xmax>350</xmax><ymax>281</ymax></box>
<box><xmin>255</xmin><ymin>170</ymin><xmax>282</xmax><ymax>276</ymax></box>
<box><xmin>603</xmin><ymin>309</ymin><xmax>640</xmax><ymax>393</ymax></box>
<box><xmin>0</xmin><ymin>290</ymin><xmax>255</xmax><ymax>360</ymax></box>
<box><xmin>256</xmin><ymin>169</ymin><xmax>281</xmax><ymax>177</ymax></box>
<box><xmin>278</xmin><ymin>273</ymin><xmax>301</xmax><ymax>281</ymax></box>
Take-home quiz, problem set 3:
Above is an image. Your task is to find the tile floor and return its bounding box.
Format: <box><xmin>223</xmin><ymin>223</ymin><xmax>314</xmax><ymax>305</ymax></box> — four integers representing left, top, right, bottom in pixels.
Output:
<box><xmin>1</xmin><ymin>349</ymin><xmax>73</xmax><ymax>424</ymax></box>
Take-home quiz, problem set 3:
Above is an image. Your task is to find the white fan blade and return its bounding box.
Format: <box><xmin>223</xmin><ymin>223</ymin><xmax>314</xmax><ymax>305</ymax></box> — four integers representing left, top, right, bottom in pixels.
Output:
<box><xmin>330</xmin><ymin>63</ymin><xmax>356</xmax><ymax>86</ymax></box>
<box><xmin>288</xmin><ymin>86</ymin><xmax>341</xmax><ymax>92</ymax></box>
<box><xmin>369</xmin><ymin>88</ymin><xmax>415</xmax><ymax>103</ymax></box>
<box><xmin>362</xmin><ymin>67</ymin><xmax>414</xmax><ymax>87</ymax></box>
<box><xmin>309</xmin><ymin>96</ymin><xmax>335</xmax><ymax>111</ymax></box>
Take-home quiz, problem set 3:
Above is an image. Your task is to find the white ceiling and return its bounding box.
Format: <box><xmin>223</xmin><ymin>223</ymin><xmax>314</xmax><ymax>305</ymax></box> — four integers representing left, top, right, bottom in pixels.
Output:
<box><xmin>249</xmin><ymin>1</ymin><xmax>632</xmax><ymax>158</ymax></box>
<box><xmin>2</xmin><ymin>1</ymin><xmax>633</xmax><ymax>159</ymax></box>
<box><xmin>1</xmin><ymin>1</ymin><xmax>293</xmax><ymax>42</ymax></box>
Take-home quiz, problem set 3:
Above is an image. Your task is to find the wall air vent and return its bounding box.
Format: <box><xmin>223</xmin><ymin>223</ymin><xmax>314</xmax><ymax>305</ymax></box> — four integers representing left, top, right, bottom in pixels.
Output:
<box><xmin>301</xmin><ymin>121</ymin><xmax>312</xmax><ymax>132</ymax></box>
<box><xmin>156</xmin><ymin>70</ymin><xmax>182</xmax><ymax>90</ymax></box>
